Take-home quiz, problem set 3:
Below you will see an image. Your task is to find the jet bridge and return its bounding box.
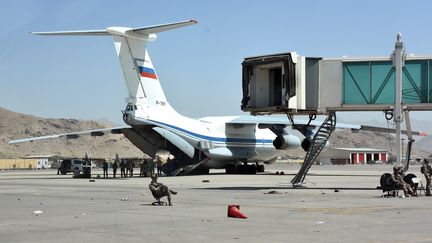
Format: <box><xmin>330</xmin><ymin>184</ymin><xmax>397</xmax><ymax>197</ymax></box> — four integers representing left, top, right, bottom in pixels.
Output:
<box><xmin>241</xmin><ymin>34</ymin><xmax>432</xmax><ymax>187</ymax></box>
<box><xmin>241</xmin><ymin>53</ymin><xmax>432</xmax><ymax>115</ymax></box>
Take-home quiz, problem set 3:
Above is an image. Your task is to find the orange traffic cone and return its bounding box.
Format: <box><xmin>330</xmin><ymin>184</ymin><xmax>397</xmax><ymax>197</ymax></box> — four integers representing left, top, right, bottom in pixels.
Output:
<box><xmin>227</xmin><ymin>205</ymin><xmax>247</xmax><ymax>219</ymax></box>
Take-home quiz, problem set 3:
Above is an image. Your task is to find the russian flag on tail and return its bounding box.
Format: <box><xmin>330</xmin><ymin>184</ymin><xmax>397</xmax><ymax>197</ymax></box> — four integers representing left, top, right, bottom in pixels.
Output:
<box><xmin>139</xmin><ymin>66</ymin><xmax>157</xmax><ymax>79</ymax></box>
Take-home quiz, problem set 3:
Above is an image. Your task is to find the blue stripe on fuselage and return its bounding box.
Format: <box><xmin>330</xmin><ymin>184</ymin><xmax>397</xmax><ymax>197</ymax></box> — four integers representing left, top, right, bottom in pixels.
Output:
<box><xmin>148</xmin><ymin>119</ymin><xmax>273</xmax><ymax>144</ymax></box>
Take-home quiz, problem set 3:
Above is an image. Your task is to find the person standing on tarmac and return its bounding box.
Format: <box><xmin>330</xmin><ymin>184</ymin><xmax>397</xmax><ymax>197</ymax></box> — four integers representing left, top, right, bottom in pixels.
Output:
<box><xmin>421</xmin><ymin>159</ymin><xmax>432</xmax><ymax>196</ymax></box>
<box><xmin>112</xmin><ymin>160</ymin><xmax>118</xmax><ymax>178</ymax></box>
<box><xmin>120</xmin><ymin>160</ymin><xmax>126</xmax><ymax>177</ymax></box>
<box><xmin>140</xmin><ymin>162</ymin><xmax>145</xmax><ymax>177</ymax></box>
<box><xmin>129</xmin><ymin>160</ymin><xmax>134</xmax><ymax>177</ymax></box>
<box><xmin>102</xmin><ymin>161</ymin><xmax>109</xmax><ymax>178</ymax></box>
<box><xmin>125</xmin><ymin>160</ymin><xmax>130</xmax><ymax>177</ymax></box>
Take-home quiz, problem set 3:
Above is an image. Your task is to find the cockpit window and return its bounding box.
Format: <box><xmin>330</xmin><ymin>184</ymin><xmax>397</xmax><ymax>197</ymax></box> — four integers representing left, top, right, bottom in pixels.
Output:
<box><xmin>125</xmin><ymin>105</ymin><xmax>138</xmax><ymax>111</ymax></box>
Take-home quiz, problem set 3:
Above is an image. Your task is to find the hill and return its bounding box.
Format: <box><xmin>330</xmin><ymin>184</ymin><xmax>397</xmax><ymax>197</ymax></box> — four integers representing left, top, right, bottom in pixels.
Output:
<box><xmin>0</xmin><ymin>107</ymin><xmax>143</xmax><ymax>159</ymax></box>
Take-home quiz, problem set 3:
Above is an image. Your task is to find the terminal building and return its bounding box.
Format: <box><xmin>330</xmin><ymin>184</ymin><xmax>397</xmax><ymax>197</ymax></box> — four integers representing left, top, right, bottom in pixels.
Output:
<box><xmin>318</xmin><ymin>148</ymin><xmax>388</xmax><ymax>165</ymax></box>
<box><xmin>0</xmin><ymin>155</ymin><xmax>60</xmax><ymax>170</ymax></box>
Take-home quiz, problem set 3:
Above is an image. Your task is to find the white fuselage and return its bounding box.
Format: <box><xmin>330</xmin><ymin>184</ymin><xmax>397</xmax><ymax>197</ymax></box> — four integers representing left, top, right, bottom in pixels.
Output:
<box><xmin>126</xmin><ymin>102</ymin><xmax>281</xmax><ymax>168</ymax></box>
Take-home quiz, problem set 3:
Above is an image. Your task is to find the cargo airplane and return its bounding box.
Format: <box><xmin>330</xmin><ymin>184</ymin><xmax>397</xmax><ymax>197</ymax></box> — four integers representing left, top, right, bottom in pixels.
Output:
<box><xmin>9</xmin><ymin>20</ymin><xmax>420</xmax><ymax>176</ymax></box>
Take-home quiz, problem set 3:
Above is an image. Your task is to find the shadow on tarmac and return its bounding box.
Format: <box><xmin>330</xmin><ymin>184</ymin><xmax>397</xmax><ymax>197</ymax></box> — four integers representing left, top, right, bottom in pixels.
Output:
<box><xmin>194</xmin><ymin>186</ymin><xmax>380</xmax><ymax>191</ymax></box>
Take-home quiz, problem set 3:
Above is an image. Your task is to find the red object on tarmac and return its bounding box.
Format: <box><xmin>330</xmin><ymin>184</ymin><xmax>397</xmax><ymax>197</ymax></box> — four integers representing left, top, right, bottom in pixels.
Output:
<box><xmin>227</xmin><ymin>205</ymin><xmax>247</xmax><ymax>219</ymax></box>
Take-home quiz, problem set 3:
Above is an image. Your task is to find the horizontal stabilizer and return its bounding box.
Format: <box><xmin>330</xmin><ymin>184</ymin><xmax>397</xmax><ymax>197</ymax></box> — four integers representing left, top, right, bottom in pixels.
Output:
<box><xmin>31</xmin><ymin>30</ymin><xmax>110</xmax><ymax>36</ymax></box>
<box><xmin>31</xmin><ymin>20</ymin><xmax>197</xmax><ymax>37</ymax></box>
<box><xmin>128</xmin><ymin>19</ymin><xmax>197</xmax><ymax>35</ymax></box>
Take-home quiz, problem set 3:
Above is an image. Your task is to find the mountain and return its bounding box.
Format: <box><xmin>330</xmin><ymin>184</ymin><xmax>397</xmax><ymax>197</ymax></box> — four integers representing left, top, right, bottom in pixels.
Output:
<box><xmin>0</xmin><ymin>107</ymin><xmax>429</xmax><ymax>160</ymax></box>
<box><xmin>413</xmin><ymin>135</ymin><xmax>432</xmax><ymax>155</ymax></box>
<box><xmin>0</xmin><ymin>107</ymin><xmax>143</xmax><ymax>159</ymax></box>
<box><xmin>330</xmin><ymin>129</ymin><xmax>429</xmax><ymax>158</ymax></box>
<box><xmin>339</xmin><ymin>118</ymin><xmax>431</xmax><ymax>157</ymax></box>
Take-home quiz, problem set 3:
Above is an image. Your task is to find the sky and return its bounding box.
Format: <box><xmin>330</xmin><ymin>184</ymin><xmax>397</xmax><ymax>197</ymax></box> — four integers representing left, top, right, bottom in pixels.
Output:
<box><xmin>1</xmin><ymin>0</ymin><xmax>432</xmax><ymax>125</ymax></box>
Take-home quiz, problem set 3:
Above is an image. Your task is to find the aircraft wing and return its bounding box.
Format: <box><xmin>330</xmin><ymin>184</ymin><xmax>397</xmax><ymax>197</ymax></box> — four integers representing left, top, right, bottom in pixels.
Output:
<box><xmin>8</xmin><ymin>126</ymin><xmax>130</xmax><ymax>144</ymax></box>
<box><xmin>8</xmin><ymin>124</ymin><xmax>196</xmax><ymax>159</ymax></box>
<box><xmin>226</xmin><ymin>116</ymin><xmax>427</xmax><ymax>136</ymax></box>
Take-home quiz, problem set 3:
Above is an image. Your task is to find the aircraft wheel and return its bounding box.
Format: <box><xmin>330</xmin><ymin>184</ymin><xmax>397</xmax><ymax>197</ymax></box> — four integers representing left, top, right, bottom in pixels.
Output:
<box><xmin>238</xmin><ymin>164</ymin><xmax>248</xmax><ymax>174</ymax></box>
<box><xmin>247</xmin><ymin>164</ymin><xmax>257</xmax><ymax>174</ymax></box>
<box><xmin>225</xmin><ymin>164</ymin><xmax>235</xmax><ymax>174</ymax></box>
<box><xmin>404</xmin><ymin>173</ymin><xmax>418</xmax><ymax>192</ymax></box>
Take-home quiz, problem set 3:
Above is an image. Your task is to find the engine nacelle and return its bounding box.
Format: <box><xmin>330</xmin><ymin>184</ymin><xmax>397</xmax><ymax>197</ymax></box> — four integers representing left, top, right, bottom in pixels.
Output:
<box><xmin>273</xmin><ymin>134</ymin><xmax>301</xmax><ymax>150</ymax></box>
<box><xmin>301</xmin><ymin>137</ymin><xmax>330</xmax><ymax>152</ymax></box>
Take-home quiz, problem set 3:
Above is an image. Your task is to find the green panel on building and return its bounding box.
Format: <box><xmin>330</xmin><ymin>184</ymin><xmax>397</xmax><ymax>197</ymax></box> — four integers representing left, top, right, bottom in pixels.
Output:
<box><xmin>343</xmin><ymin>60</ymin><xmax>431</xmax><ymax>105</ymax></box>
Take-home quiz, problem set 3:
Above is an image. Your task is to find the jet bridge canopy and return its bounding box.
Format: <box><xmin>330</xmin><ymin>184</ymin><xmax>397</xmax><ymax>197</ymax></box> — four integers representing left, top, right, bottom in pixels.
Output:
<box><xmin>241</xmin><ymin>53</ymin><xmax>432</xmax><ymax>115</ymax></box>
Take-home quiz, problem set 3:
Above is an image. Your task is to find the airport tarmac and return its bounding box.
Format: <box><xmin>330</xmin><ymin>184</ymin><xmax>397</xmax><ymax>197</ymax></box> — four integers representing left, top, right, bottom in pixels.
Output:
<box><xmin>1</xmin><ymin>163</ymin><xmax>431</xmax><ymax>243</ymax></box>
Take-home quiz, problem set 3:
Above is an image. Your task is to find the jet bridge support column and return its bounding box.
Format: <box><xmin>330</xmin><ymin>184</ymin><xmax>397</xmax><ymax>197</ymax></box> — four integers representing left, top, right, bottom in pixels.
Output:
<box><xmin>402</xmin><ymin>110</ymin><xmax>414</xmax><ymax>173</ymax></box>
<box><xmin>393</xmin><ymin>33</ymin><xmax>405</xmax><ymax>167</ymax></box>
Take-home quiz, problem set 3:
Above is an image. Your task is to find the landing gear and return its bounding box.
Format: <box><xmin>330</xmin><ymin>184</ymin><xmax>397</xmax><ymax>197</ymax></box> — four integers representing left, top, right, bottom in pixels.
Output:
<box><xmin>257</xmin><ymin>164</ymin><xmax>265</xmax><ymax>173</ymax></box>
<box><xmin>225</xmin><ymin>163</ymin><xmax>264</xmax><ymax>174</ymax></box>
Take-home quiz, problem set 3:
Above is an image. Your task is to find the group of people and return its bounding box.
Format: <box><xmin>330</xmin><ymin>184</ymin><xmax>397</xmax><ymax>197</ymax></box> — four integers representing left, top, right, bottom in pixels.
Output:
<box><xmin>390</xmin><ymin>159</ymin><xmax>432</xmax><ymax>197</ymax></box>
<box><xmin>101</xmin><ymin>158</ymin><xmax>160</xmax><ymax>178</ymax></box>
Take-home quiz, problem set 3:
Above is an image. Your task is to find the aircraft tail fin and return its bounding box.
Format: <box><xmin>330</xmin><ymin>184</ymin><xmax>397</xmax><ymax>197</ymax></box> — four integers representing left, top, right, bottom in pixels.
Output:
<box><xmin>32</xmin><ymin>20</ymin><xmax>197</xmax><ymax>108</ymax></box>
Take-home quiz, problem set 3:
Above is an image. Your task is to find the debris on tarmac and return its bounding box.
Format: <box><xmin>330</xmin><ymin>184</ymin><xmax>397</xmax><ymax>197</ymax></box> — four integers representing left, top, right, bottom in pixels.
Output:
<box><xmin>120</xmin><ymin>196</ymin><xmax>133</xmax><ymax>201</ymax></box>
<box><xmin>34</xmin><ymin>210</ymin><xmax>43</xmax><ymax>216</ymax></box>
<box><xmin>202</xmin><ymin>179</ymin><xmax>210</xmax><ymax>183</ymax></box>
<box><xmin>264</xmin><ymin>190</ymin><xmax>282</xmax><ymax>194</ymax></box>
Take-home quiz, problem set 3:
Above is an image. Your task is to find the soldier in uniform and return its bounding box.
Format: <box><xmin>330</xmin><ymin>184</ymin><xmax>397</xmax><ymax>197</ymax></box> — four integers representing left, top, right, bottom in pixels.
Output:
<box><xmin>421</xmin><ymin>159</ymin><xmax>432</xmax><ymax>196</ymax></box>
<box><xmin>390</xmin><ymin>166</ymin><xmax>417</xmax><ymax>197</ymax></box>
<box><xmin>140</xmin><ymin>161</ymin><xmax>145</xmax><ymax>177</ymax></box>
<box><xmin>112</xmin><ymin>160</ymin><xmax>118</xmax><ymax>178</ymax></box>
<box><xmin>120</xmin><ymin>160</ymin><xmax>126</xmax><ymax>178</ymax></box>
<box><xmin>149</xmin><ymin>174</ymin><xmax>177</xmax><ymax>206</ymax></box>
<box><xmin>125</xmin><ymin>160</ymin><xmax>130</xmax><ymax>176</ymax></box>
<box><xmin>112</xmin><ymin>153</ymin><xmax>120</xmax><ymax>178</ymax></box>
<box><xmin>129</xmin><ymin>160</ymin><xmax>134</xmax><ymax>177</ymax></box>
<box><xmin>102</xmin><ymin>160</ymin><xmax>109</xmax><ymax>178</ymax></box>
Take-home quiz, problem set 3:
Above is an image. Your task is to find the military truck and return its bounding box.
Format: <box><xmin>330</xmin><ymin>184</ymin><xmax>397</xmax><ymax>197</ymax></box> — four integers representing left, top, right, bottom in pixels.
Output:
<box><xmin>58</xmin><ymin>159</ymin><xmax>91</xmax><ymax>178</ymax></box>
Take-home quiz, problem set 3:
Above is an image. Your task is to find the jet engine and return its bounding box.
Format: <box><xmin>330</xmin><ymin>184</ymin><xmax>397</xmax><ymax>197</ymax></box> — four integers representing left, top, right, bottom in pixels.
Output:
<box><xmin>272</xmin><ymin>134</ymin><xmax>301</xmax><ymax>150</ymax></box>
<box><xmin>300</xmin><ymin>137</ymin><xmax>330</xmax><ymax>152</ymax></box>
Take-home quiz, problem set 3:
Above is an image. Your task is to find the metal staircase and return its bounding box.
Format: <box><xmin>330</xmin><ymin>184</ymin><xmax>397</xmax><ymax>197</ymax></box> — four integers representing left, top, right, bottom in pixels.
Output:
<box><xmin>291</xmin><ymin>112</ymin><xmax>337</xmax><ymax>187</ymax></box>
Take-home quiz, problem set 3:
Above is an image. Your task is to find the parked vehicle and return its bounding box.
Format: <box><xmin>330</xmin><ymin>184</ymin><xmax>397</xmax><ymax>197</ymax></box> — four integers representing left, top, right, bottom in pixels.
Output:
<box><xmin>58</xmin><ymin>159</ymin><xmax>91</xmax><ymax>178</ymax></box>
